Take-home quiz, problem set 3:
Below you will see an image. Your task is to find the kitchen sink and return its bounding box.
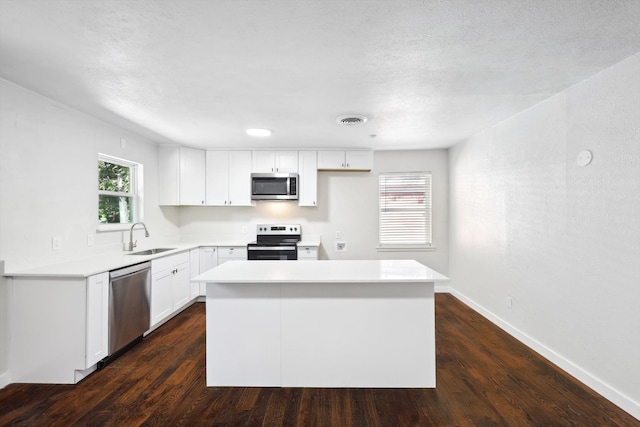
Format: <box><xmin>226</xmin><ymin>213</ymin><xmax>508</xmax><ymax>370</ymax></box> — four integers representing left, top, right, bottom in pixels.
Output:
<box><xmin>129</xmin><ymin>248</ymin><xmax>176</xmax><ymax>255</ymax></box>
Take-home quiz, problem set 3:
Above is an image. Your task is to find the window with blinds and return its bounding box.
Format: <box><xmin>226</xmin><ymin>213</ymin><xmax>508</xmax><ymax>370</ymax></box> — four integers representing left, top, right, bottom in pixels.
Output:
<box><xmin>379</xmin><ymin>172</ymin><xmax>432</xmax><ymax>246</ymax></box>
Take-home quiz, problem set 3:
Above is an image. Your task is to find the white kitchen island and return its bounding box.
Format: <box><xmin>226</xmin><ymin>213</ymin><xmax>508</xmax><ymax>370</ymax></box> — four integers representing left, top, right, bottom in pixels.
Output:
<box><xmin>193</xmin><ymin>259</ymin><xmax>449</xmax><ymax>388</ymax></box>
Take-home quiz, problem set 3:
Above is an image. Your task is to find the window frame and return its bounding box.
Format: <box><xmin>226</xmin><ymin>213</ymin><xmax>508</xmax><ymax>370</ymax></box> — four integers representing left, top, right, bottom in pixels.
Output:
<box><xmin>97</xmin><ymin>153</ymin><xmax>144</xmax><ymax>232</ymax></box>
<box><xmin>377</xmin><ymin>171</ymin><xmax>433</xmax><ymax>251</ymax></box>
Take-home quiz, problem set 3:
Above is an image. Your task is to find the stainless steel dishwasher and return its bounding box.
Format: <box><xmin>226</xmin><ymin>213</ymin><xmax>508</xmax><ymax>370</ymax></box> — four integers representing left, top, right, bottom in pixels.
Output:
<box><xmin>106</xmin><ymin>261</ymin><xmax>151</xmax><ymax>362</ymax></box>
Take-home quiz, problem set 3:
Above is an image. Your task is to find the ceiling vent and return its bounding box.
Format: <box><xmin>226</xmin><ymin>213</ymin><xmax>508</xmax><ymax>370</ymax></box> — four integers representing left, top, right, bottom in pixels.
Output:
<box><xmin>336</xmin><ymin>114</ymin><xmax>368</xmax><ymax>127</ymax></box>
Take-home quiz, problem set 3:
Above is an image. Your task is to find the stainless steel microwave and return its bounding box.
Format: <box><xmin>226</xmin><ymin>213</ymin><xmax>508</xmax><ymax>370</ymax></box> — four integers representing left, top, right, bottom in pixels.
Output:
<box><xmin>251</xmin><ymin>173</ymin><xmax>298</xmax><ymax>200</ymax></box>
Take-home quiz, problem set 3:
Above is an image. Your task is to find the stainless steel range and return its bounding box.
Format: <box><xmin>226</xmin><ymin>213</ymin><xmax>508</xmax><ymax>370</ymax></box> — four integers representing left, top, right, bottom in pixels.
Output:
<box><xmin>247</xmin><ymin>224</ymin><xmax>301</xmax><ymax>260</ymax></box>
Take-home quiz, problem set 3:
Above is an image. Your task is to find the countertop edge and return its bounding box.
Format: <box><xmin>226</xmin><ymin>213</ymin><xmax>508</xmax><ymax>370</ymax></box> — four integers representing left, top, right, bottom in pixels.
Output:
<box><xmin>4</xmin><ymin>240</ymin><xmax>256</xmax><ymax>278</ymax></box>
<box><xmin>193</xmin><ymin>260</ymin><xmax>450</xmax><ymax>283</ymax></box>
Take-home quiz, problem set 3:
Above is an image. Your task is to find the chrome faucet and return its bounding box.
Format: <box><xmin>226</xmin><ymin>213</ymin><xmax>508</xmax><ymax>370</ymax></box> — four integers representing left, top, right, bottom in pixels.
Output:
<box><xmin>126</xmin><ymin>222</ymin><xmax>150</xmax><ymax>251</ymax></box>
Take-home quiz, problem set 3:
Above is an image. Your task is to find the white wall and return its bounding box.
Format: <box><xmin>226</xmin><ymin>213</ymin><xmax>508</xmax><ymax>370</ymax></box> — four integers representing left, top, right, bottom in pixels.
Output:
<box><xmin>0</xmin><ymin>79</ymin><xmax>181</xmax><ymax>386</ymax></box>
<box><xmin>179</xmin><ymin>149</ymin><xmax>449</xmax><ymax>274</ymax></box>
<box><xmin>449</xmin><ymin>53</ymin><xmax>640</xmax><ymax>418</ymax></box>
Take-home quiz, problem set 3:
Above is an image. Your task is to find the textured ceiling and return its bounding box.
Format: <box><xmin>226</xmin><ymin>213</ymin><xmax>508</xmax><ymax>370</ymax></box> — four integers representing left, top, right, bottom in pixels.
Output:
<box><xmin>1</xmin><ymin>0</ymin><xmax>639</xmax><ymax>150</ymax></box>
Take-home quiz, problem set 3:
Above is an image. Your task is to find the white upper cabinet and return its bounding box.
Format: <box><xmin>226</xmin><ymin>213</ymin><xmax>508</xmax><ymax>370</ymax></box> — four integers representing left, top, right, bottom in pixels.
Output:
<box><xmin>317</xmin><ymin>150</ymin><xmax>373</xmax><ymax>171</ymax></box>
<box><xmin>252</xmin><ymin>150</ymin><xmax>298</xmax><ymax>173</ymax></box>
<box><xmin>206</xmin><ymin>150</ymin><xmax>253</xmax><ymax>206</ymax></box>
<box><xmin>228</xmin><ymin>151</ymin><xmax>253</xmax><ymax>205</ymax></box>
<box><xmin>298</xmin><ymin>151</ymin><xmax>318</xmax><ymax>207</ymax></box>
<box><xmin>205</xmin><ymin>151</ymin><xmax>229</xmax><ymax>206</ymax></box>
<box><xmin>158</xmin><ymin>146</ymin><xmax>206</xmax><ymax>205</ymax></box>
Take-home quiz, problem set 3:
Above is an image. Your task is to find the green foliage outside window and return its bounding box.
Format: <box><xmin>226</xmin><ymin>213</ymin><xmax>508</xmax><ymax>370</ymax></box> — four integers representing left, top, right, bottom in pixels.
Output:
<box><xmin>98</xmin><ymin>160</ymin><xmax>134</xmax><ymax>224</ymax></box>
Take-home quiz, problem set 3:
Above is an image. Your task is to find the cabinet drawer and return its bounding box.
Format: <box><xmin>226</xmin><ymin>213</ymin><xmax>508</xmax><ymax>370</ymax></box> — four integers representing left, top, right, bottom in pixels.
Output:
<box><xmin>297</xmin><ymin>246</ymin><xmax>318</xmax><ymax>259</ymax></box>
<box><xmin>218</xmin><ymin>246</ymin><xmax>247</xmax><ymax>260</ymax></box>
<box><xmin>151</xmin><ymin>251</ymin><xmax>190</xmax><ymax>273</ymax></box>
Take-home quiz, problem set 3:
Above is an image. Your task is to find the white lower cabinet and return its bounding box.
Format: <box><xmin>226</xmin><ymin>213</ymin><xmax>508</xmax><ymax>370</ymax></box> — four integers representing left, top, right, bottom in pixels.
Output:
<box><xmin>194</xmin><ymin>246</ymin><xmax>245</xmax><ymax>296</ymax></box>
<box><xmin>189</xmin><ymin>248</ymin><xmax>201</xmax><ymax>299</ymax></box>
<box><xmin>297</xmin><ymin>246</ymin><xmax>319</xmax><ymax>260</ymax></box>
<box><xmin>85</xmin><ymin>272</ymin><xmax>109</xmax><ymax>368</ymax></box>
<box><xmin>217</xmin><ymin>246</ymin><xmax>247</xmax><ymax>264</ymax></box>
<box><xmin>151</xmin><ymin>251</ymin><xmax>190</xmax><ymax>327</ymax></box>
<box><xmin>8</xmin><ymin>272</ymin><xmax>110</xmax><ymax>384</ymax></box>
<box><xmin>199</xmin><ymin>246</ymin><xmax>219</xmax><ymax>295</ymax></box>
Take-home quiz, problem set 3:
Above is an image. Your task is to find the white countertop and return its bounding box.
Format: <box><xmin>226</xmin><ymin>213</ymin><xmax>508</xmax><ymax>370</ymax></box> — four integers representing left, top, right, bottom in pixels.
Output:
<box><xmin>3</xmin><ymin>238</ymin><xmax>323</xmax><ymax>278</ymax></box>
<box><xmin>4</xmin><ymin>243</ymin><xmax>199</xmax><ymax>278</ymax></box>
<box><xmin>193</xmin><ymin>259</ymin><xmax>449</xmax><ymax>283</ymax></box>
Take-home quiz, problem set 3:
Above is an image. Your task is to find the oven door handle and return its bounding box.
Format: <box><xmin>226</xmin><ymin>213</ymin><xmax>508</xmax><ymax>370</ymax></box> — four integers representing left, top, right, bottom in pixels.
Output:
<box><xmin>248</xmin><ymin>246</ymin><xmax>297</xmax><ymax>251</ymax></box>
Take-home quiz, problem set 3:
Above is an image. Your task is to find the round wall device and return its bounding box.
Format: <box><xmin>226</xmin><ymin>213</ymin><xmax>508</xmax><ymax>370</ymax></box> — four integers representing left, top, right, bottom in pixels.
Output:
<box><xmin>577</xmin><ymin>150</ymin><xmax>593</xmax><ymax>167</ymax></box>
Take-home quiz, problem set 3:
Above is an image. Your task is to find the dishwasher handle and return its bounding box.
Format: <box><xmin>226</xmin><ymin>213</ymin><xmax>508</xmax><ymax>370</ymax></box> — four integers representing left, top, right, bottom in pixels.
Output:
<box><xmin>110</xmin><ymin>262</ymin><xmax>151</xmax><ymax>279</ymax></box>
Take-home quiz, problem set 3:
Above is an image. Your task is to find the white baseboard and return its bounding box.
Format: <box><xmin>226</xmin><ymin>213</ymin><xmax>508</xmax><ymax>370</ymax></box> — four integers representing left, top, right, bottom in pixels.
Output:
<box><xmin>434</xmin><ymin>284</ymin><xmax>450</xmax><ymax>293</ymax></box>
<box><xmin>447</xmin><ymin>288</ymin><xmax>640</xmax><ymax>421</ymax></box>
<box><xmin>0</xmin><ymin>371</ymin><xmax>10</xmax><ymax>389</ymax></box>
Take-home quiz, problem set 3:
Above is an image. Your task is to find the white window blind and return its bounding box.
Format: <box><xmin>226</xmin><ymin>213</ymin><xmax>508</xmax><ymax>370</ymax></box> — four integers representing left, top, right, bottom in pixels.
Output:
<box><xmin>379</xmin><ymin>172</ymin><xmax>431</xmax><ymax>246</ymax></box>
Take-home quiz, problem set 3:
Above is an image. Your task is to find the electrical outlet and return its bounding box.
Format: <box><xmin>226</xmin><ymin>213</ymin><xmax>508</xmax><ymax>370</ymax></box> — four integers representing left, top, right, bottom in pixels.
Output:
<box><xmin>241</xmin><ymin>226</ymin><xmax>248</xmax><ymax>234</ymax></box>
<box><xmin>506</xmin><ymin>296</ymin><xmax>513</xmax><ymax>309</ymax></box>
<box><xmin>335</xmin><ymin>231</ymin><xmax>341</xmax><ymax>239</ymax></box>
<box><xmin>87</xmin><ymin>234</ymin><xmax>95</xmax><ymax>246</ymax></box>
<box><xmin>336</xmin><ymin>241</ymin><xmax>347</xmax><ymax>252</ymax></box>
<box><xmin>52</xmin><ymin>236</ymin><xmax>61</xmax><ymax>251</ymax></box>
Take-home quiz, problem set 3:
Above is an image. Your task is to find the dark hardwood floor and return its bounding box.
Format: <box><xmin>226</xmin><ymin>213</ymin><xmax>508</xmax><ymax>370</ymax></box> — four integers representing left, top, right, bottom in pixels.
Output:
<box><xmin>1</xmin><ymin>294</ymin><xmax>637</xmax><ymax>426</ymax></box>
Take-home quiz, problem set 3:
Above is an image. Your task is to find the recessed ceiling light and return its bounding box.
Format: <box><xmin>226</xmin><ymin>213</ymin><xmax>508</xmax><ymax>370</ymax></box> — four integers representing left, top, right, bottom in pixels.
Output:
<box><xmin>336</xmin><ymin>114</ymin><xmax>368</xmax><ymax>127</ymax></box>
<box><xmin>246</xmin><ymin>128</ymin><xmax>272</xmax><ymax>137</ymax></box>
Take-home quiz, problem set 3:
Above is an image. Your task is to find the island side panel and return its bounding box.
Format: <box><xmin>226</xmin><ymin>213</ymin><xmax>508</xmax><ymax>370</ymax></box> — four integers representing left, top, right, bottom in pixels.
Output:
<box><xmin>205</xmin><ymin>282</ymin><xmax>281</xmax><ymax>386</ymax></box>
<box><xmin>280</xmin><ymin>281</ymin><xmax>435</xmax><ymax>388</ymax></box>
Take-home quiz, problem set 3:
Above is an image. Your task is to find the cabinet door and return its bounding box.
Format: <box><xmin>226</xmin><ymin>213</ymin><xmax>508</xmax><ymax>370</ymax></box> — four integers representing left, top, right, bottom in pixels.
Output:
<box><xmin>206</xmin><ymin>151</ymin><xmax>230</xmax><ymax>206</ymax></box>
<box><xmin>345</xmin><ymin>150</ymin><xmax>373</xmax><ymax>170</ymax></box>
<box><xmin>158</xmin><ymin>146</ymin><xmax>180</xmax><ymax>205</ymax></box>
<box><xmin>151</xmin><ymin>269</ymin><xmax>173</xmax><ymax>326</ymax></box>
<box><xmin>199</xmin><ymin>247</ymin><xmax>218</xmax><ymax>296</ymax></box>
<box><xmin>252</xmin><ymin>151</ymin><xmax>276</xmax><ymax>173</ymax></box>
<box><xmin>189</xmin><ymin>248</ymin><xmax>200</xmax><ymax>300</ymax></box>
<box><xmin>86</xmin><ymin>272</ymin><xmax>109</xmax><ymax>368</ymax></box>
<box><xmin>199</xmin><ymin>247</ymin><xmax>218</xmax><ymax>272</ymax></box>
<box><xmin>180</xmin><ymin>147</ymin><xmax>206</xmax><ymax>205</ymax></box>
<box><xmin>172</xmin><ymin>262</ymin><xmax>191</xmax><ymax>311</ymax></box>
<box><xmin>317</xmin><ymin>150</ymin><xmax>345</xmax><ymax>170</ymax></box>
<box><xmin>276</xmin><ymin>151</ymin><xmax>298</xmax><ymax>173</ymax></box>
<box><xmin>228</xmin><ymin>151</ymin><xmax>252</xmax><ymax>206</ymax></box>
<box><xmin>298</xmin><ymin>151</ymin><xmax>317</xmax><ymax>206</ymax></box>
